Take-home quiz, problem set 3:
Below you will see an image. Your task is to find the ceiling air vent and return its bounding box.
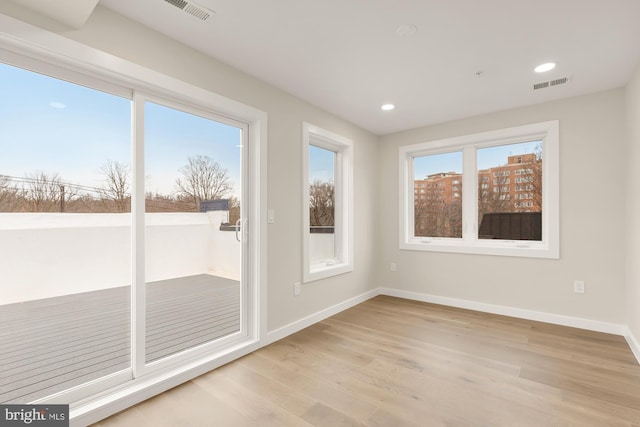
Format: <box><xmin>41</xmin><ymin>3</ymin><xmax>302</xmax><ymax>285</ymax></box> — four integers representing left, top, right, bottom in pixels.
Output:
<box><xmin>533</xmin><ymin>76</ymin><xmax>569</xmax><ymax>90</ymax></box>
<box><xmin>550</xmin><ymin>77</ymin><xmax>568</xmax><ymax>86</ymax></box>
<box><xmin>163</xmin><ymin>0</ymin><xmax>214</xmax><ymax>21</ymax></box>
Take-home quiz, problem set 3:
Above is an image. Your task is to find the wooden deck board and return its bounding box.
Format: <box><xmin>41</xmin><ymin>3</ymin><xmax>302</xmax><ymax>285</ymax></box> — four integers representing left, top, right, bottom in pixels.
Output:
<box><xmin>0</xmin><ymin>274</ymin><xmax>240</xmax><ymax>403</ymax></box>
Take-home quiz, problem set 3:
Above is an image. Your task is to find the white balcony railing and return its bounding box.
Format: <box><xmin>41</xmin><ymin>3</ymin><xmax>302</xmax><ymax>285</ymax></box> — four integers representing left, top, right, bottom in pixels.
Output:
<box><xmin>0</xmin><ymin>211</ymin><xmax>240</xmax><ymax>305</ymax></box>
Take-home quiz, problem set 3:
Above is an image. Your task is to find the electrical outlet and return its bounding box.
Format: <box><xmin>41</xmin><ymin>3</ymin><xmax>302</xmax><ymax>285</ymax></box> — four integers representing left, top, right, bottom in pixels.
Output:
<box><xmin>294</xmin><ymin>282</ymin><xmax>301</xmax><ymax>296</ymax></box>
<box><xmin>390</xmin><ymin>262</ymin><xmax>397</xmax><ymax>272</ymax></box>
<box><xmin>574</xmin><ymin>280</ymin><xmax>585</xmax><ymax>294</ymax></box>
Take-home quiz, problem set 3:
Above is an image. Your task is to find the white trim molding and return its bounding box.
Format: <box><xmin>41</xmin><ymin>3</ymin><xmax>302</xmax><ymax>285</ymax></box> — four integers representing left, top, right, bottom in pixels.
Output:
<box><xmin>624</xmin><ymin>328</ymin><xmax>640</xmax><ymax>365</ymax></box>
<box><xmin>265</xmin><ymin>288</ymin><xmax>379</xmax><ymax>345</ymax></box>
<box><xmin>380</xmin><ymin>288</ymin><xmax>626</xmax><ymax>336</ymax></box>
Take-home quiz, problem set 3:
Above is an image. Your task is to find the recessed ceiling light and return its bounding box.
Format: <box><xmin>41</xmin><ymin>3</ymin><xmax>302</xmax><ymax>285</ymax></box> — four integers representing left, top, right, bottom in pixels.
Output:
<box><xmin>381</xmin><ymin>104</ymin><xmax>395</xmax><ymax>111</ymax></box>
<box><xmin>534</xmin><ymin>62</ymin><xmax>556</xmax><ymax>73</ymax></box>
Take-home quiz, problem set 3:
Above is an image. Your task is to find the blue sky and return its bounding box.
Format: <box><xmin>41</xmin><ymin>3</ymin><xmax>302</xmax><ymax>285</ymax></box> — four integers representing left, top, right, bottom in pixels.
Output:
<box><xmin>0</xmin><ymin>62</ymin><xmax>242</xmax><ymax>197</ymax></box>
<box><xmin>414</xmin><ymin>141</ymin><xmax>541</xmax><ymax>179</ymax></box>
<box><xmin>144</xmin><ymin>102</ymin><xmax>242</xmax><ymax>196</ymax></box>
<box><xmin>309</xmin><ymin>145</ymin><xmax>335</xmax><ymax>183</ymax></box>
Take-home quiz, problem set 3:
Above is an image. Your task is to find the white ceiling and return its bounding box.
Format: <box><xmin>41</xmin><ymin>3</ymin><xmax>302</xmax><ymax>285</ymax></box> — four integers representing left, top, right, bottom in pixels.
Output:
<box><xmin>9</xmin><ymin>0</ymin><xmax>99</xmax><ymax>28</ymax></box>
<box><xmin>92</xmin><ymin>0</ymin><xmax>640</xmax><ymax>135</ymax></box>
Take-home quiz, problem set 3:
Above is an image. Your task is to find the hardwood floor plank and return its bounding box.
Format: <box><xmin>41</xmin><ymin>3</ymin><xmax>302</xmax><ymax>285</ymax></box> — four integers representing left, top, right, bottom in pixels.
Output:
<box><xmin>92</xmin><ymin>296</ymin><xmax>640</xmax><ymax>426</ymax></box>
<box><xmin>192</xmin><ymin>369</ymin><xmax>314</xmax><ymax>426</ymax></box>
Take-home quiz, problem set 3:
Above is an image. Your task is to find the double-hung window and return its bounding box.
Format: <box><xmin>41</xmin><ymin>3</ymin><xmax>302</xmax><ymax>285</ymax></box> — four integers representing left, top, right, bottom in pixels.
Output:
<box><xmin>399</xmin><ymin>121</ymin><xmax>559</xmax><ymax>258</ymax></box>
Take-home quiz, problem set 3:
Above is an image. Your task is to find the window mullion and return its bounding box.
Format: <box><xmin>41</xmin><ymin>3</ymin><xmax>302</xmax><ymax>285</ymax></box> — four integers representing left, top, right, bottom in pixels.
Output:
<box><xmin>408</xmin><ymin>156</ymin><xmax>416</xmax><ymax>240</ymax></box>
<box><xmin>334</xmin><ymin>151</ymin><xmax>343</xmax><ymax>262</ymax></box>
<box><xmin>131</xmin><ymin>92</ymin><xmax>146</xmax><ymax>377</ymax></box>
<box><xmin>462</xmin><ymin>146</ymin><xmax>477</xmax><ymax>242</ymax></box>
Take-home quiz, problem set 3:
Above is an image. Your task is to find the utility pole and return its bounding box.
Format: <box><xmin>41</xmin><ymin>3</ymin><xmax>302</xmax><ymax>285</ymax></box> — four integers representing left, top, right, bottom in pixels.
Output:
<box><xmin>60</xmin><ymin>184</ymin><xmax>65</xmax><ymax>212</ymax></box>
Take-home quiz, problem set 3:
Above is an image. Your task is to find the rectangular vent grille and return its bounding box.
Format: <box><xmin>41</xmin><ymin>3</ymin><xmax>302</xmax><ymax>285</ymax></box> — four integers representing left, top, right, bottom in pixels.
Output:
<box><xmin>533</xmin><ymin>76</ymin><xmax>569</xmax><ymax>90</ymax></box>
<box><xmin>550</xmin><ymin>77</ymin><xmax>568</xmax><ymax>86</ymax></box>
<box><xmin>163</xmin><ymin>0</ymin><xmax>214</xmax><ymax>21</ymax></box>
<box><xmin>184</xmin><ymin>3</ymin><xmax>211</xmax><ymax>20</ymax></box>
<box><xmin>165</xmin><ymin>0</ymin><xmax>188</xmax><ymax>8</ymax></box>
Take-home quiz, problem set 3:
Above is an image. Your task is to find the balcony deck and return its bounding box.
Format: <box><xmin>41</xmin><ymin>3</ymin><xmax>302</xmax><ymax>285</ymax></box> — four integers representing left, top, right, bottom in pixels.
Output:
<box><xmin>0</xmin><ymin>274</ymin><xmax>240</xmax><ymax>404</ymax></box>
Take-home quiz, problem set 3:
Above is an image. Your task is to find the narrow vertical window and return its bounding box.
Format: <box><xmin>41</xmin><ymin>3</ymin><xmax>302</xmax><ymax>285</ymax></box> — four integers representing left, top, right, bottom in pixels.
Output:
<box><xmin>302</xmin><ymin>123</ymin><xmax>353</xmax><ymax>282</ymax></box>
<box><xmin>309</xmin><ymin>145</ymin><xmax>336</xmax><ymax>264</ymax></box>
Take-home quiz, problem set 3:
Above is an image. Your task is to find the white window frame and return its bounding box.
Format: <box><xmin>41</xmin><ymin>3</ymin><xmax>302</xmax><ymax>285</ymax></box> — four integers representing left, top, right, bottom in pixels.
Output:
<box><xmin>302</xmin><ymin>122</ymin><xmax>353</xmax><ymax>282</ymax></box>
<box><xmin>399</xmin><ymin>120</ymin><xmax>559</xmax><ymax>259</ymax></box>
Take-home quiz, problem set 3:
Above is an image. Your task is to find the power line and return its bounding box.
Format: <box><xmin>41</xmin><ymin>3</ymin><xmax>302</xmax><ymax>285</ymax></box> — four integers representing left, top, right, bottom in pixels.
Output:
<box><xmin>0</xmin><ymin>174</ymin><xmax>115</xmax><ymax>196</ymax></box>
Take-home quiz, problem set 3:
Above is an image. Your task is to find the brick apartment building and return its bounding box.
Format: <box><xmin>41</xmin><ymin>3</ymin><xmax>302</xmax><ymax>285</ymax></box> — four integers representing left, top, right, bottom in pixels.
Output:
<box><xmin>414</xmin><ymin>153</ymin><xmax>541</xmax><ymax>238</ymax></box>
<box><xmin>414</xmin><ymin>153</ymin><xmax>541</xmax><ymax>212</ymax></box>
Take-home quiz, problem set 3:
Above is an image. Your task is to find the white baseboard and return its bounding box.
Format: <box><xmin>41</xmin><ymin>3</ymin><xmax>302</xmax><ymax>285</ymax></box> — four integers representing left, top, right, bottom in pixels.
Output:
<box><xmin>264</xmin><ymin>288</ymin><xmax>380</xmax><ymax>345</ymax></box>
<box><xmin>624</xmin><ymin>328</ymin><xmax>640</xmax><ymax>365</ymax></box>
<box><xmin>380</xmin><ymin>287</ymin><xmax>626</xmax><ymax>336</ymax></box>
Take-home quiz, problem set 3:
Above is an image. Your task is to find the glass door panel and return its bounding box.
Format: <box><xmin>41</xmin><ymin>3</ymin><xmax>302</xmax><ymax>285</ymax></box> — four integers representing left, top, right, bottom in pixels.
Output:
<box><xmin>144</xmin><ymin>101</ymin><xmax>243</xmax><ymax>363</ymax></box>
<box><xmin>0</xmin><ymin>63</ymin><xmax>132</xmax><ymax>403</ymax></box>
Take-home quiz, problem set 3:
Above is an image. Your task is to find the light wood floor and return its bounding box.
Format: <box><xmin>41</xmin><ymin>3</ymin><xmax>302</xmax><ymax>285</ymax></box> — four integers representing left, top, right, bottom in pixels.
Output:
<box><xmin>92</xmin><ymin>296</ymin><xmax>640</xmax><ymax>427</ymax></box>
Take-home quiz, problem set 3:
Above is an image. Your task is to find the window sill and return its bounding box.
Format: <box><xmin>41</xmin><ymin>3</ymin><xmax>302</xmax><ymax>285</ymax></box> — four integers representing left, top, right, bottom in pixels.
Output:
<box><xmin>304</xmin><ymin>260</ymin><xmax>353</xmax><ymax>283</ymax></box>
<box><xmin>400</xmin><ymin>238</ymin><xmax>558</xmax><ymax>259</ymax></box>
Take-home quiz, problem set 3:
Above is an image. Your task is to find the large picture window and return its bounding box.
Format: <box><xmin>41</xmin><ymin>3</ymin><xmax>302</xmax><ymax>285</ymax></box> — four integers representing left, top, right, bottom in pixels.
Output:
<box><xmin>399</xmin><ymin>121</ymin><xmax>559</xmax><ymax>258</ymax></box>
<box><xmin>302</xmin><ymin>122</ymin><xmax>353</xmax><ymax>282</ymax></box>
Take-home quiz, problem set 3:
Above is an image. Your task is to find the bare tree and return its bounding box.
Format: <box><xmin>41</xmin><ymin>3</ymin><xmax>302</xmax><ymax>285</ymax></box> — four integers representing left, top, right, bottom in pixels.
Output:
<box><xmin>414</xmin><ymin>196</ymin><xmax>429</xmax><ymax>236</ymax></box>
<box><xmin>309</xmin><ymin>179</ymin><xmax>334</xmax><ymax>227</ymax></box>
<box><xmin>531</xmin><ymin>143</ymin><xmax>543</xmax><ymax>211</ymax></box>
<box><xmin>478</xmin><ymin>176</ymin><xmax>511</xmax><ymax>224</ymax></box>
<box><xmin>0</xmin><ymin>175</ymin><xmax>18</xmax><ymax>211</ymax></box>
<box><xmin>99</xmin><ymin>160</ymin><xmax>130</xmax><ymax>212</ymax></box>
<box><xmin>227</xmin><ymin>196</ymin><xmax>241</xmax><ymax>225</ymax></box>
<box><xmin>22</xmin><ymin>171</ymin><xmax>77</xmax><ymax>212</ymax></box>
<box><xmin>175</xmin><ymin>155</ymin><xmax>232</xmax><ymax>210</ymax></box>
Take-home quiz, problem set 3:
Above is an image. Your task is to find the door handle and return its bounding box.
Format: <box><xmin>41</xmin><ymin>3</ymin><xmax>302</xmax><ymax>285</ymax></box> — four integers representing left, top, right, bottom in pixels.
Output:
<box><xmin>235</xmin><ymin>218</ymin><xmax>241</xmax><ymax>242</ymax></box>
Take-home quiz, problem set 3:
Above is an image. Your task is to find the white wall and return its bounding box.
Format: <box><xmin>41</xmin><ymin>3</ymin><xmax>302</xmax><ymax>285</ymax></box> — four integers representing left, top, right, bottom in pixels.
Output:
<box><xmin>625</xmin><ymin>62</ymin><xmax>640</xmax><ymax>345</ymax></box>
<box><xmin>379</xmin><ymin>89</ymin><xmax>627</xmax><ymax>324</ymax></box>
<box><xmin>0</xmin><ymin>5</ymin><xmax>379</xmax><ymax>332</ymax></box>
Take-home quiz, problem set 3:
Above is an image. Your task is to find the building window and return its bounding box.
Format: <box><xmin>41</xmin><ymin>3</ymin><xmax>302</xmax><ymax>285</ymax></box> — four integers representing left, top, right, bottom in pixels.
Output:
<box><xmin>399</xmin><ymin>121</ymin><xmax>559</xmax><ymax>258</ymax></box>
<box><xmin>302</xmin><ymin>122</ymin><xmax>353</xmax><ymax>282</ymax></box>
<box><xmin>493</xmin><ymin>178</ymin><xmax>510</xmax><ymax>185</ymax></box>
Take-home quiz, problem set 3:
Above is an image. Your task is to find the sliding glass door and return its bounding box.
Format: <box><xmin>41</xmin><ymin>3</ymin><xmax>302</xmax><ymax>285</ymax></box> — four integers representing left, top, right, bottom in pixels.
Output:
<box><xmin>0</xmin><ymin>55</ymin><xmax>252</xmax><ymax>404</ymax></box>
